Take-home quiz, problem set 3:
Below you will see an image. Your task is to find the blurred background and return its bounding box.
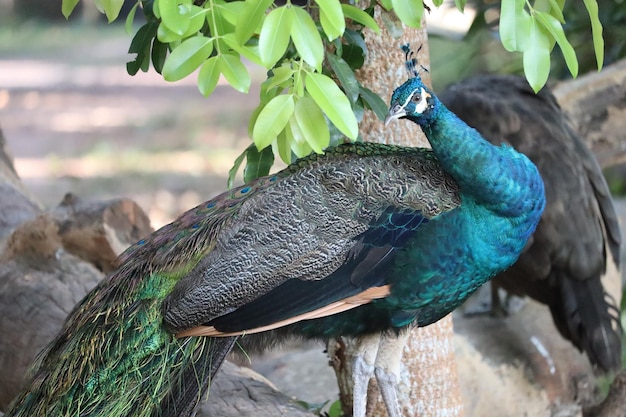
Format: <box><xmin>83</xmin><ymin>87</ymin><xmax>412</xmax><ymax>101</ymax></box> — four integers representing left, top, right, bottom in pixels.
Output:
<box><xmin>1</xmin><ymin>0</ymin><xmax>268</xmax><ymax>228</ymax></box>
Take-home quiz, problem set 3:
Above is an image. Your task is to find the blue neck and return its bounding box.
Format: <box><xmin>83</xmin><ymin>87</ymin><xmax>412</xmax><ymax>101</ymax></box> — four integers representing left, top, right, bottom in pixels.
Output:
<box><xmin>415</xmin><ymin>105</ymin><xmax>544</xmax><ymax>219</ymax></box>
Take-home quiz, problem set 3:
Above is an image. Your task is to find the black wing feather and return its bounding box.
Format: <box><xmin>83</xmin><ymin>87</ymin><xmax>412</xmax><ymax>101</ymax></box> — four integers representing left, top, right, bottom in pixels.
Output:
<box><xmin>207</xmin><ymin>209</ymin><xmax>429</xmax><ymax>333</ymax></box>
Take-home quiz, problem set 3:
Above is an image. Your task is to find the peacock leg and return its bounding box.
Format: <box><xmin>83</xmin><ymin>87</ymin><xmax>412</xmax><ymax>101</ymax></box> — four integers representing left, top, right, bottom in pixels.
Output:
<box><xmin>352</xmin><ymin>333</ymin><xmax>380</xmax><ymax>417</ymax></box>
<box><xmin>373</xmin><ymin>332</ymin><xmax>406</xmax><ymax>417</ymax></box>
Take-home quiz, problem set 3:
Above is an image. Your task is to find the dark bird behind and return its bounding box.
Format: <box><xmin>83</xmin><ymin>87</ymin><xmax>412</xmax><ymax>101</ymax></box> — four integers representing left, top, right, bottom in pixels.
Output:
<box><xmin>441</xmin><ymin>75</ymin><xmax>622</xmax><ymax>372</ymax></box>
<box><xmin>5</xmin><ymin>73</ymin><xmax>545</xmax><ymax>416</ymax></box>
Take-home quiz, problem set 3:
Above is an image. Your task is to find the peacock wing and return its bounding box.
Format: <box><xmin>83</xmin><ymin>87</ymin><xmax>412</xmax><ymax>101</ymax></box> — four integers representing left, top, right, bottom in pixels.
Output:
<box><xmin>161</xmin><ymin>143</ymin><xmax>461</xmax><ymax>336</ymax></box>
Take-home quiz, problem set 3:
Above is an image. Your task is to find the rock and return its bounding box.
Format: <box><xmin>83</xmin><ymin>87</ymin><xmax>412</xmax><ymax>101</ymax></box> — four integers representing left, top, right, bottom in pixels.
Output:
<box><xmin>198</xmin><ymin>361</ymin><xmax>314</xmax><ymax>417</ymax></box>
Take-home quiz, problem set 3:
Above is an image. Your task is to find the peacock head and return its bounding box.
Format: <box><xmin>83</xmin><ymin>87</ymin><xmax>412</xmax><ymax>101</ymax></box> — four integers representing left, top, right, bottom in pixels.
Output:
<box><xmin>385</xmin><ymin>76</ymin><xmax>438</xmax><ymax>127</ymax></box>
<box><xmin>385</xmin><ymin>44</ymin><xmax>439</xmax><ymax>127</ymax></box>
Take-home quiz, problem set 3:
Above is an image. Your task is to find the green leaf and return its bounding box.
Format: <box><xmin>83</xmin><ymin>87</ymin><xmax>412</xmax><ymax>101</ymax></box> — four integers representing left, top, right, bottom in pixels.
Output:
<box><xmin>259</xmin><ymin>6</ymin><xmax>293</xmax><ymax>67</ymax></box>
<box><xmin>259</xmin><ymin>79</ymin><xmax>283</xmax><ymax>102</ymax></box>
<box><xmin>215</xmin><ymin>1</ymin><xmax>244</xmax><ymax>27</ymax></box>
<box><xmin>523</xmin><ymin>17</ymin><xmax>551</xmax><ymax>92</ymax></box>
<box><xmin>390</xmin><ymin>0</ymin><xmax>423</xmax><ymax>28</ymax></box>
<box><xmin>93</xmin><ymin>0</ymin><xmax>105</xmax><ymax>13</ymax></box>
<box><xmin>342</xmin><ymin>44</ymin><xmax>365</xmax><ymax>69</ymax></box>
<box><xmin>151</xmin><ymin>38</ymin><xmax>169</xmax><ymax>74</ymax></box>
<box><xmin>534</xmin><ymin>0</ymin><xmax>550</xmax><ymax>12</ymax></box>
<box><xmin>125</xmin><ymin>2</ymin><xmax>139</xmax><ymax>34</ymax></box>
<box><xmin>453</xmin><ymin>0</ymin><xmax>466</xmax><ymax>12</ymax></box>
<box><xmin>222</xmin><ymin>33</ymin><xmax>264</xmax><ymax>66</ymax></box>
<box><xmin>295</xmin><ymin>96</ymin><xmax>329</xmax><ymax>154</ymax></box>
<box><xmin>183</xmin><ymin>6</ymin><xmax>208</xmax><ymax>36</ymax></box>
<box><xmin>359</xmin><ymin>86</ymin><xmax>388</xmax><ymax>121</ymax></box>
<box><xmin>206</xmin><ymin>1</ymin><xmax>233</xmax><ymax>52</ymax></box>
<box><xmin>236</xmin><ymin>0</ymin><xmax>274</xmax><ymax>43</ymax></box>
<box><xmin>152</xmin><ymin>0</ymin><xmax>161</xmax><ymax>18</ymax></box>
<box><xmin>159</xmin><ymin>0</ymin><xmax>192</xmax><ymax>35</ymax></box>
<box><xmin>327</xmin><ymin>54</ymin><xmax>359</xmax><ymax>102</ymax></box>
<box><xmin>287</xmin><ymin>119</ymin><xmax>313</xmax><ymax>158</ymax></box>
<box><xmin>288</xmin><ymin>114</ymin><xmax>305</xmax><ymax>145</ymax></box>
<box><xmin>248</xmin><ymin>101</ymin><xmax>265</xmax><ymax>139</ymax></box>
<box><xmin>101</xmin><ymin>0</ymin><xmax>125</xmax><ymax>22</ymax></box>
<box><xmin>162</xmin><ymin>36</ymin><xmax>214</xmax><ymax>82</ymax></box>
<box><xmin>432</xmin><ymin>0</ymin><xmax>444</xmax><ymax>6</ymax></box>
<box><xmin>253</xmin><ymin>94</ymin><xmax>295</xmax><ymax>150</ymax></box>
<box><xmin>243</xmin><ymin>145</ymin><xmax>274</xmax><ymax>183</ymax></box>
<box><xmin>341</xmin><ymin>4</ymin><xmax>379</xmax><ymax>33</ymax></box>
<box><xmin>379</xmin><ymin>0</ymin><xmax>393</xmax><ymax>10</ymax></box>
<box><xmin>352</xmin><ymin>97</ymin><xmax>365</xmax><ymax>122</ymax></box>
<box><xmin>127</xmin><ymin>22</ymin><xmax>158</xmax><ymax>75</ymax></box>
<box><xmin>342</xmin><ymin>29</ymin><xmax>367</xmax><ymax>69</ymax></box>
<box><xmin>198</xmin><ymin>56</ymin><xmax>221</xmax><ymax>96</ymax></box>
<box><xmin>266</xmin><ymin>65</ymin><xmax>295</xmax><ymax>90</ymax></box>
<box><xmin>62</xmin><ymin>0</ymin><xmax>81</xmax><ymax>19</ymax></box>
<box><xmin>227</xmin><ymin>147</ymin><xmax>247</xmax><ymax>189</ymax></box>
<box><xmin>276</xmin><ymin>130</ymin><xmax>293</xmax><ymax>164</ymax></box>
<box><xmin>499</xmin><ymin>0</ymin><xmax>530</xmax><ymax>51</ymax></box>
<box><xmin>219</xmin><ymin>54</ymin><xmax>251</xmax><ymax>93</ymax></box>
<box><xmin>545</xmin><ymin>0</ymin><xmax>565</xmax><ymax>23</ymax></box>
<box><xmin>305</xmin><ymin>72</ymin><xmax>358</xmax><ymax>139</ymax></box>
<box><xmin>291</xmin><ymin>7</ymin><xmax>324</xmax><ymax>70</ymax></box>
<box><xmin>582</xmin><ymin>0</ymin><xmax>604</xmax><ymax>70</ymax></box>
<box><xmin>157</xmin><ymin>23</ymin><xmax>182</xmax><ymax>43</ymax></box>
<box><xmin>158</xmin><ymin>5</ymin><xmax>205</xmax><ymax>42</ymax></box>
<box><xmin>317</xmin><ymin>0</ymin><xmax>345</xmax><ymax>40</ymax></box>
<box><xmin>534</xmin><ymin>11</ymin><xmax>578</xmax><ymax>77</ymax></box>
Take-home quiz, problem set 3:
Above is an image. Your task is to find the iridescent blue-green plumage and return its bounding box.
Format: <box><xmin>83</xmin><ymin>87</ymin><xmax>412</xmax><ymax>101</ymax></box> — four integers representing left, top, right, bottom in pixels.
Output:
<box><xmin>441</xmin><ymin>75</ymin><xmax>622</xmax><ymax>372</ymax></box>
<box><xmin>4</xmin><ymin>75</ymin><xmax>544</xmax><ymax>417</ymax></box>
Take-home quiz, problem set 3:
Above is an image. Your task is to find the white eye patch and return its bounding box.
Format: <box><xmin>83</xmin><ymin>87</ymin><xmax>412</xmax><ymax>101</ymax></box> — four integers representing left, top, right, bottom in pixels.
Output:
<box><xmin>400</xmin><ymin>87</ymin><xmax>431</xmax><ymax>115</ymax></box>
<box><xmin>415</xmin><ymin>87</ymin><xmax>431</xmax><ymax>114</ymax></box>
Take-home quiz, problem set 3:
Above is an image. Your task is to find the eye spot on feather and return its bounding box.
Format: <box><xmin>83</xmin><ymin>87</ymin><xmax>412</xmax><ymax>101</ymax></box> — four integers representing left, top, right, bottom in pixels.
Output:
<box><xmin>206</xmin><ymin>201</ymin><xmax>216</xmax><ymax>209</ymax></box>
<box><xmin>137</xmin><ymin>239</ymin><xmax>146</xmax><ymax>245</ymax></box>
<box><xmin>233</xmin><ymin>185</ymin><xmax>253</xmax><ymax>198</ymax></box>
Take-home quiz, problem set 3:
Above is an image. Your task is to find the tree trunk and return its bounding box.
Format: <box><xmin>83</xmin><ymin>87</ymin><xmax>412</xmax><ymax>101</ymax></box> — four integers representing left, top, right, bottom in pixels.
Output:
<box><xmin>328</xmin><ymin>7</ymin><xmax>465</xmax><ymax>417</ymax></box>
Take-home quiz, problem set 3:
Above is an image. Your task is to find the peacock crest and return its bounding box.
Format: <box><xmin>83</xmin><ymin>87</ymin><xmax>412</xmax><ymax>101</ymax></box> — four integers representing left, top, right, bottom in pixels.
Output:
<box><xmin>400</xmin><ymin>43</ymin><xmax>429</xmax><ymax>79</ymax></box>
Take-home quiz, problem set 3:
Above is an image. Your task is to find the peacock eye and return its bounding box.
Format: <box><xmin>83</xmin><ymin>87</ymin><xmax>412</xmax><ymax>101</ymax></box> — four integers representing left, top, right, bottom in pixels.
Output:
<box><xmin>412</xmin><ymin>94</ymin><xmax>421</xmax><ymax>103</ymax></box>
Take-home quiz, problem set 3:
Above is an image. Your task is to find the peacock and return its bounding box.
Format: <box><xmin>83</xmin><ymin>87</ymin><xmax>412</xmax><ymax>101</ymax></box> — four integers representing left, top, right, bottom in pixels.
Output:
<box><xmin>4</xmin><ymin>51</ymin><xmax>545</xmax><ymax>417</ymax></box>
<box><xmin>440</xmin><ymin>75</ymin><xmax>622</xmax><ymax>372</ymax></box>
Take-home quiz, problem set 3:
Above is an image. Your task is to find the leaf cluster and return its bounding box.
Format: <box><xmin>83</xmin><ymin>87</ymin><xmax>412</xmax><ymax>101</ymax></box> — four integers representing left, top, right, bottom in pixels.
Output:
<box><xmin>61</xmin><ymin>0</ymin><xmax>606</xmax><ymax>181</ymax></box>
<box><xmin>499</xmin><ymin>0</ymin><xmax>603</xmax><ymax>90</ymax></box>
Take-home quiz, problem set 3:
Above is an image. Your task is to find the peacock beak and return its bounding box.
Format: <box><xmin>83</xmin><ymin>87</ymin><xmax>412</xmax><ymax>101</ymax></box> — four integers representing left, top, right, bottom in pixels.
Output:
<box><xmin>384</xmin><ymin>105</ymin><xmax>406</xmax><ymax>126</ymax></box>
